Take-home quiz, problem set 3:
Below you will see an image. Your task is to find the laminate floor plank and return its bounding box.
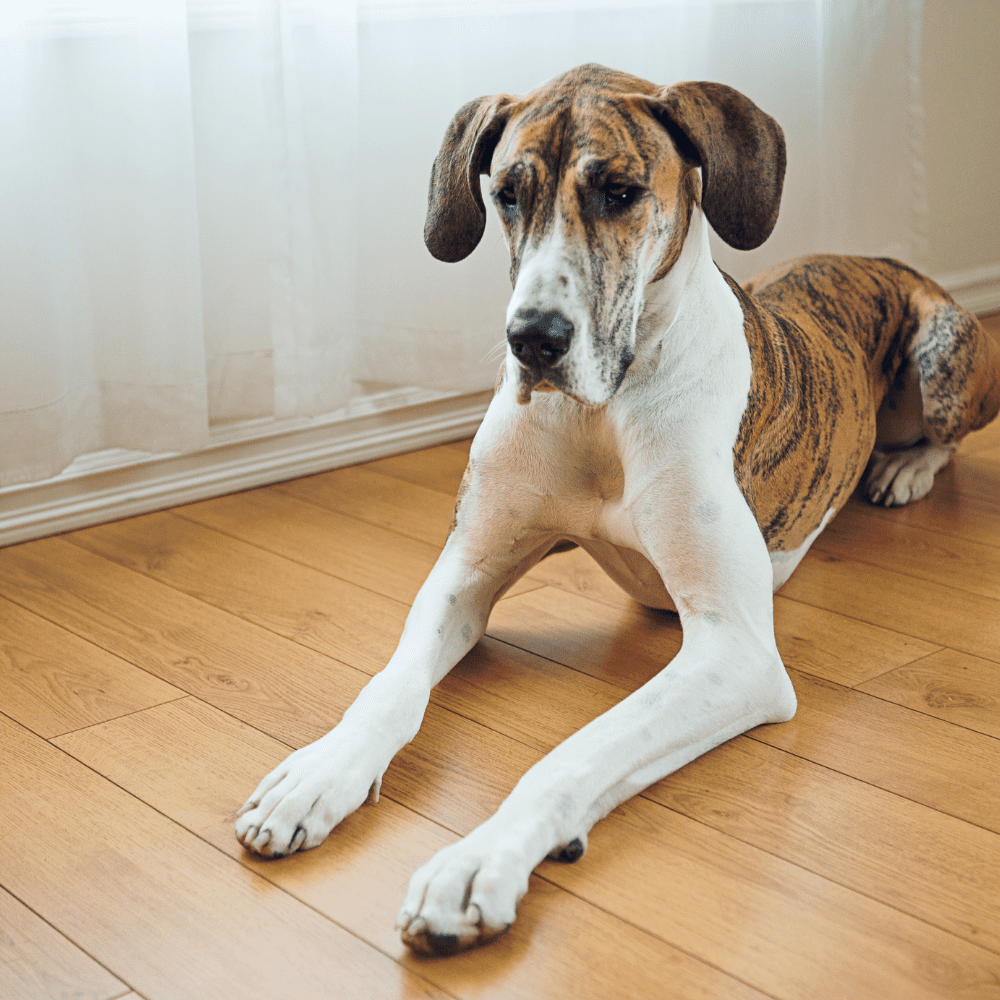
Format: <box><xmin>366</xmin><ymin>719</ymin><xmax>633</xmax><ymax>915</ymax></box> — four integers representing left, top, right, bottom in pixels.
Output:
<box><xmin>176</xmin><ymin>488</ymin><xmax>444</xmax><ymax>605</ymax></box>
<box><xmin>856</xmin><ymin>647</ymin><xmax>1000</xmax><ymax>738</ymax></box>
<box><xmin>540</xmin><ymin>796</ymin><xmax>999</xmax><ymax>1000</ymax></box>
<box><xmin>858</xmin><ymin>486</ymin><xmax>1000</xmax><ymax>548</ymax></box>
<box><xmin>6</xmin><ymin>431</ymin><xmax>998</xmax><ymax>999</ymax></box>
<box><xmin>957</xmin><ymin>415</ymin><xmax>1000</xmax><ymax>455</ymax></box>
<box><xmin>754</xmin><ymin>669</ymin><xmax>1000</xmax><ymax>832</ymax></box>
<box><xmin>935</xmin><ymin>452</ymin><xmax>1000</xmax><ymax>504</ymax></box>
<box><xmin>67</xmin><ymin>511</ymin><xmax>406</xmax><ymax>673</ymax></box>
<box><xmin>0</xmin><ymin>538</ymin><xmax>559</xmax><ymax>828</ymax></box>
<box><xmin>0</xmin><ymin>536</ymin><xmax>371</xmax><ymax>747</ymax></box>
<box><xmin>49</xmin><ymin>629</ymin><xmax>1000</xmax><ymax>958</ymax></box>
<box><xmin>440</xmin><ymin>439</ymin><xmax>474</xmax><ymax>457</ymax></box>
<box><xmin>363</xmin><ymin>443</ymin><xmax>470</xmax><ymax>495</ymax></box>
<box><xmin>0</xmin><ymin>885</ymin><xmax>128</xmax><ymax>1000</ymax></box>
<box><xmin>438</xmin><ymin>635</ymin><xmax>627</xmax><ymax>751</ymax></box>
<box><xmin>53</xmin><ymin>697</ymin><xmax>770</xmax><ymax>1000</ymax></box>
<box><xmin>5</xmin><ymin>508</ymin><xmax>989</xmax><ymax>844</ymax></box>
<box><xmin>780</xmin><ymin>548</ymin><xmax>1000</xmax><ymax>662</ymax></box>
<box><xmin>174</xmin><ymin>487</ymin><xmax>542</xmax><ymax>605</ymax></box>
<box><xmin>0</xmin><ymin>594</ymin><xmax>184</xmax><ymax>738</ymax></box>
<box><xmin>0</xmin><ymin>715</ymin><xmax>450</xmax><ymax>1000</ymax></box>
<box><xmin>644</xmin><ymin>735</ymin><xmax>1000</xmax><ymax>953</ymax></box>
<box><xmin>435</xmin><ymin>641</ymin><xmax>1000</xmax><ymax>955</ymax></box>
<box><xmin>275</xmin><ymin>467</ymin><xmax>456</xmax><ymax>547</ymax></box>
<box><xmin>770</xmin><ymin>593</ymin><xmax>941</xmax><ymax>685</ymax></box>
<box><xmin>815</xmin><ymin>498</ymin><xmax>1000</xmax><ymax>598</ymax></box>
<box><xmin>487</xmin><ymin>584</ymin><xmax>683</xmax><ymax>690</ymax></box>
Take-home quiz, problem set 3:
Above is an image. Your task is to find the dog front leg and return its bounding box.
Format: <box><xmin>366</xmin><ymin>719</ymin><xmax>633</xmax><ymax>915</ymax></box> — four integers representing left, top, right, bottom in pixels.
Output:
<box><xmin>398</xmin><ymin>473</ymin><xmax>796</xmax><ymax>955</ymax></box>
<box><xmin>234</xmin><ymin>519</ymin><xmax>556</xmax><ymax>858</ymax></box>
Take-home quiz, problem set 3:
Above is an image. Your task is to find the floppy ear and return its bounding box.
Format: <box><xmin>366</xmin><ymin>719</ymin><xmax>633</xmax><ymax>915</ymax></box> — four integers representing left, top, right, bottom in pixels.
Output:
<box><xmin>424</xmin><ymin>95</ymin><xmax>516</xmax><ymax>263</ymax></box>
<box><xmin>648</xmin><ymin>82</ymin><xmax>786</xmax><ymax>251</ymax></box>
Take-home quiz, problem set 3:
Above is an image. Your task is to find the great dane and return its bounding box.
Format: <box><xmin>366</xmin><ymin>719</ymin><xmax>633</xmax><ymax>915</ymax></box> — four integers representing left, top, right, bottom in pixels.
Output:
<box><xmin>235</xmin><ymin>64</ymin><xmax>1000</xmax><ymax>955</ymax></box>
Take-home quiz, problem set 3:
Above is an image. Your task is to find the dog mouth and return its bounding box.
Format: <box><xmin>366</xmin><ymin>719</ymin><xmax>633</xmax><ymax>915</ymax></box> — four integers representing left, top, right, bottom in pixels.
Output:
<box><xmin>514</xmin><ymin>364</ymin><xmax>612</xmax><ymax>408</ymax></box>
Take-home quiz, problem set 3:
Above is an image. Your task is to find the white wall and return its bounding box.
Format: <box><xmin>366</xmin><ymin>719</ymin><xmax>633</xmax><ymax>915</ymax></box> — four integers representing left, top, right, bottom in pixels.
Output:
<box><xmin>922</xmin><ymin>0</ymin><xmax>1000</xmax><ymax>281</ymax></box>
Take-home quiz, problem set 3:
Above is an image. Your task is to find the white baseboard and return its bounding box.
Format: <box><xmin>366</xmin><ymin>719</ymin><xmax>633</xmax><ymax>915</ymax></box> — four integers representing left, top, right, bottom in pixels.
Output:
<box><xmin>0</xmin><ymin>388</ymin><xmax>492</xmax><ymax>547</ymax></box>
<box><xmin>937</xmin><ymin>262</ymin><xmax>1000</xmax><ymax>316</ymax></box>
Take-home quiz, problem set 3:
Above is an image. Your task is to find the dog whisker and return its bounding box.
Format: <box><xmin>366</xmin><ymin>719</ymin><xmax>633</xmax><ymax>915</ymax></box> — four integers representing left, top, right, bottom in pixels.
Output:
<box><xmin>481</xmin><ymin>339</ymin><xmax>508</xmax><ymax>365</ymax></box>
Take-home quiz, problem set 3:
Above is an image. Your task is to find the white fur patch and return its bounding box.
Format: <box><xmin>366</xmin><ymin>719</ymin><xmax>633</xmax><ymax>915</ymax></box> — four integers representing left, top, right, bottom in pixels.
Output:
<box><xmin>770</xmin><ymin>507</ymin><xmax>835</xmax><ymax>592</ymax></box>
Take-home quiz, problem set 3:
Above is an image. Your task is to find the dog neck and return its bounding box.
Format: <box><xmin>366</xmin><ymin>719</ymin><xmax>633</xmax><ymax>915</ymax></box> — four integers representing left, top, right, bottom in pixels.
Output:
<box><xmin>629</xmin><ymin>208</ymin><xmax>744</xmax><ymax>393</ymax></box>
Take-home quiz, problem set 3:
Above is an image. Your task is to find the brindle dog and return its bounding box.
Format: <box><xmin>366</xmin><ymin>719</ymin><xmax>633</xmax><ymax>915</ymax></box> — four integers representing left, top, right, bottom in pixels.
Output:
<box><xmin>235</xmin><ymin>64</ymin><xmax>1000</xmax><ymax>956</ymax></box>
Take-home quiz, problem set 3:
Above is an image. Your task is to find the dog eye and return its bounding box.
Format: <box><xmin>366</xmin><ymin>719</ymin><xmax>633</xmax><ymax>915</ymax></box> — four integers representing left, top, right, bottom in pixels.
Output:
<box><xmin>604</xmin><ymin>183</ymin><xmax>638</xmax><ymax>209</ymax></box>
<box><xmin>495</xmin><ymin>187</ymin><xmax>517</xmax><ymax>210</ymax></box>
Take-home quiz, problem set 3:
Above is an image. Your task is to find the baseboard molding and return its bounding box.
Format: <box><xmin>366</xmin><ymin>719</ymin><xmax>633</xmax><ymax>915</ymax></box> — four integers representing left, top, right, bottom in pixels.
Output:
<box><xmin>937</xmin><ymin>262</ymin><xmax>1000</xmax><ymax>316</ymax></box>
<box><xmin>0</xmin><ymin>388</ymin><xmax>492</xmax><ymax>547</ymax></box>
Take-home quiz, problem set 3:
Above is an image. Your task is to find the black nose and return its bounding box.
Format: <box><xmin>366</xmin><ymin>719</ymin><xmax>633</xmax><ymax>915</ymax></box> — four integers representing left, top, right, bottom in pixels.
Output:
<box><xmin>506</xmin><ymin>309</ymin><xmax>574</xmax><ymax>370</ymax></box>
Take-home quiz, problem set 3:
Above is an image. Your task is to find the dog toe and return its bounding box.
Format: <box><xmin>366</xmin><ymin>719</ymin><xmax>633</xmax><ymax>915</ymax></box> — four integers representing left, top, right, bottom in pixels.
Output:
<box><xmin>398</xmin><ymin>830</ymin><xmax>530</xmax><ymax>955</ymax></box>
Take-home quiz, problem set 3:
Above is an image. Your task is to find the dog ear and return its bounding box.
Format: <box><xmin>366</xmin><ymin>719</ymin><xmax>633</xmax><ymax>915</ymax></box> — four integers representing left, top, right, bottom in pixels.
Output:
<box><xmin>424</xmin><ymin>95</ymin><xmax>516</xmax><ymax>263</ymax></box>
<box><xmin>648</xmin><ymin>82</ymin><xmax>786</xmax><ymax>251</ymax></box>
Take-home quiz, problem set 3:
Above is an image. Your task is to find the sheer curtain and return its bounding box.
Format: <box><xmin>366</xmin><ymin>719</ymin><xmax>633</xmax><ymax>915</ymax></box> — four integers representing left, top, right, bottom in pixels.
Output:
<box><xmin>0</xmin><ymin>0</ymin><xmax>924</xmax><ymax>489</ymax></box>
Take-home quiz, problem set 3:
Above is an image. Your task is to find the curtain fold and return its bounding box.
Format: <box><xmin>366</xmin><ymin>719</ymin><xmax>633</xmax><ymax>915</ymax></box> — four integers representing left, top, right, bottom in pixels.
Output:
<box><xmin>0</xmin><ymin>0</ymin><xmax>924</xmax><ymax>489</ymax></box>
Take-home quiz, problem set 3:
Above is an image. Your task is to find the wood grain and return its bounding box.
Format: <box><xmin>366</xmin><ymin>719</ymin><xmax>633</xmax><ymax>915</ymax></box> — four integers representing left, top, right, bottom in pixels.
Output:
<box><xmin>755</xmin><ymin>669</ymin><xmax>1000</xmax><ymax>832</ymax></box>
<box><xmin>485</xmin><ymin>584</ymin><xmax>1000</xmax><ymax>831</ymax></box>
<box><xmin>0</xmin><ymin>885</ymin><xmax>127</xmax><ymax>1000</ymax></box>
<box><xmin>174</xmin><ymin>487</ymin><xmax>542</xmax><ymax>605</ymax></box>
<box><xmin>67</xmin><ymin>511</ymin><xmax>407</xmax><ymax>672</ymax></box>
<box><xmin>857</xmin><ymin>647</ymin><xmax>1000</xmax><ymax>738</ymax></box>
<box><xmin>780</xmin><ymin>548</ymin><xmax>1000</xmax><ymax>662</ymax></box>
<box><xmin>0</xmin><ymin>715</ymin><xmax>449</xmax><ymax>1000</ymax></box>
<box><xmin>3</xmin><ymin>427</ymin><xmax>998</xmax><ymax>999</ymax></box>
<box><xmin>363</xmin><ymin>442</ymin><xmax>471</xmax><ymax>495</ymax></box>
<box><xmin>770</xmin><ymin>593</ymin><xmax>940</xmax><ymax>686</ymax></box>
<box><xmin>487</xmin><ymin>584</ymin><xmax>683</xmax><ymax>690</ymax></box>
<box><xmin>541</xmin><ymin>796</ymin><xmax>1000</xmax><ymax>1000</ymax></box>
<box><xmin>275</xmin><ymin>467</ymin><xmax>457</xmax><ymax>546</ymax></box>
<box><xmin>646</xmin><ymin>734</ymin><xmax>1000</xmax><ymax>953</ymax></box>
<box><xmin>935</xmin><ymin>452</ymin><xmax>1000</xmax><ymax>504</ymax></box>
<box><xmin>176</xmin><ymin>487</ymin><xmax>445</xmax><ymax>604</ymax></box>
<box><xmin>0</xmin><ymin>594</ymin><xmax>183</xmax><ymax>738</ymax></box>
<box><xmin>0</xmin><ymin>536</ymin><xmax>369</xmax><ymax>747</ymax></box>
<box><xmin>816</xmin><ymin>498</ymin><xmax>1000</xmax><ymax>599</ymax></box>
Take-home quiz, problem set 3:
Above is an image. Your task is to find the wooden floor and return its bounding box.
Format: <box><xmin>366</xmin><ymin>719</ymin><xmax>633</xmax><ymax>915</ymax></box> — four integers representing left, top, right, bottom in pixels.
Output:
<box><xmin>3</xmin><ymin>318</ymin><xmax>1000</xmax><ymax>1000</ymax></box>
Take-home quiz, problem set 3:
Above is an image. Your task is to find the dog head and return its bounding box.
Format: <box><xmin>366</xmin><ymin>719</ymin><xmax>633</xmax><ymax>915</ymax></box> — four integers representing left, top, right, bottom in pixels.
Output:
<box><xmin>425</xmin><ymin>64</ymin><xmax>785</xmax><ymax>406</ymax></box>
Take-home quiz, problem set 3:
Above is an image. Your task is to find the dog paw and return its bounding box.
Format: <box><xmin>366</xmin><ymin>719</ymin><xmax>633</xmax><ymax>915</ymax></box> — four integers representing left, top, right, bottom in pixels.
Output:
<box><xmin>397</xmin><ymin>825</ymin><xmax>543</xmax><ymax>955</ymax></box>
<box><xmin>865</xmin><ymin>442</ymin><xmax>953</xmax><ymax>507</ymax></box>
<box><xmin>235</xmin><ymin>736</ymin><xmax>381</xmax><ymax>857</ymax></box>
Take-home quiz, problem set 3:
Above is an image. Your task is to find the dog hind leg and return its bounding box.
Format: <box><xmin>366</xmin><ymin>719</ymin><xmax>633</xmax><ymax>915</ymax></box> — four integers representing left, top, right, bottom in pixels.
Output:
<box><xmin>866</xmin><ymin>300</ymin><xmax>1000</xmax><ymax>506</ymax></box>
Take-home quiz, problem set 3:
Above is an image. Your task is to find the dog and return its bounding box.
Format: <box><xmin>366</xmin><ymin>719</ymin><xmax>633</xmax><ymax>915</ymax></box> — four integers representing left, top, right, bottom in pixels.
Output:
<box><xmin>234</xmin><ymin>64</ymin><xmax>1000</xmax><ymax>955</ymax></box>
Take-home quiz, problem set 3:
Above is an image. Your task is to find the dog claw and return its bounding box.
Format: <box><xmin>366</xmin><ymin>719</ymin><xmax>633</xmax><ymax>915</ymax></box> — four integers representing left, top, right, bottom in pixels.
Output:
<box><xmin>554</xmin><ymin>837</ymin><xmax>586</xmax><ymax>863</ymax></box>
<box><xmin>427</xmin><ymin>932</ymin><xmax>462</xmax><ymax>956</ymax></box>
